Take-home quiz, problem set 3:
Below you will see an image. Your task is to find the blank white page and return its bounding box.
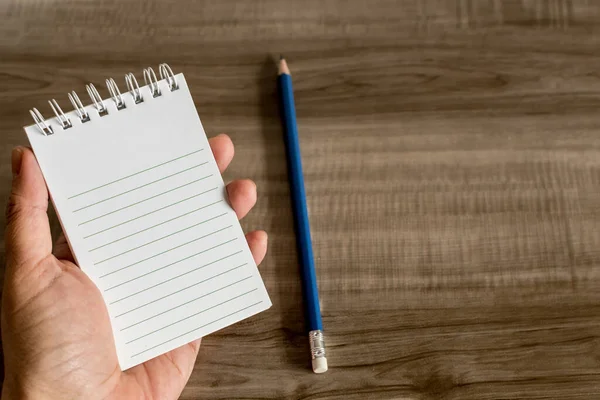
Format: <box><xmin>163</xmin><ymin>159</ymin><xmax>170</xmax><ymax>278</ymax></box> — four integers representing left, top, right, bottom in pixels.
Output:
<box><xmin>24</xmin><ymin>73</ymin><xmax>271</xmax><ymax>370</ymax></box>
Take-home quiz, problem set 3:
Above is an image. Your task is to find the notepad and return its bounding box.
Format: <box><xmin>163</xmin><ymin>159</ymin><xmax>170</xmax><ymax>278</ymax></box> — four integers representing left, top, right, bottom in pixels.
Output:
<box><xmin>23</xmin><ymin>64</ymin><xmax>271</xmax><ymax>370</ymax></box>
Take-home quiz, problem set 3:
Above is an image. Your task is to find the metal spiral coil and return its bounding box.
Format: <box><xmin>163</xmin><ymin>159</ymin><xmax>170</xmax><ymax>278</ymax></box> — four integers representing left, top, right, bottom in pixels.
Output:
<box><xmin>143</xmin><ymin>67</ymin><xmax>161</xmax><ymax>98</ymax></box>
<box><xmin>29</xmin><ymin>108</ymin><xmax>53</xmax><ymax>135</ymax></box>
<box><xmin>28</xmin><ymin>63</ymin><xmax>178</xmax><ymax>136</ymax></box>
<box><xmin>86</xmin><ymin>83</ymin><xmax>108</xmax><ymax>116</ymax></box>
<box><xmin>159</xmin><ymin>63</ymin><xmax>178</xmax><ymax>91</ymax></box>
<box><xmin>48</xmin><ymin>99</ymin><xmax>72</xmax><ymax>129</ymax></box>
<box><xmin>125</xmin><ymin>73</ymin><xmax>143</xmax><ymax>104</ymax></box>
<box><xmin>68</xmin><ymin>90</ymin><xmax>90</xmax><ymax>123</ymax></box>
<box><xmin>106</xmin><ymin>78</ymin><xmax>126</xmax><ymax>110</ymax></box>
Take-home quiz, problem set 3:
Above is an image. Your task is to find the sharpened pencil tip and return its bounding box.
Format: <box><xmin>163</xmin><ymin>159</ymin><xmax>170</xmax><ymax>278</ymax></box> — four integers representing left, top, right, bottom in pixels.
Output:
<box><xmin>278</xmin><ymin>57</ymin><xmax>290</xmax><ymax>76</ymax></box>
<box><xmin>279</xmin><ymin>54</ymin><xmax>284</xmax><ymax>60</ymax></box>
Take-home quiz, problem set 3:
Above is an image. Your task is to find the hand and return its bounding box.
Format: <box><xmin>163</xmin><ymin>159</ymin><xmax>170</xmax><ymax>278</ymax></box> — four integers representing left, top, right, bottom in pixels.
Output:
<box><xmin>2</xmin><ymin>134</ymin><xmax>267</xmax><ymax>400</ymax></box>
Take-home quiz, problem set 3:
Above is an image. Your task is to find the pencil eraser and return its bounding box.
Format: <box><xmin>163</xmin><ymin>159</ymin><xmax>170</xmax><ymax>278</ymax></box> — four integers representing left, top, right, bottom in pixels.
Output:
<box><xmin>312</xmin><ymin>357</ymin><xmax>328</xmax><ymax>373</ymax></box>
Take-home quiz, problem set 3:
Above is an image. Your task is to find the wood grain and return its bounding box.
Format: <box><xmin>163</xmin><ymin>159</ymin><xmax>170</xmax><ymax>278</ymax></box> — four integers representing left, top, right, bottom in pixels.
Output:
<box><xmin>2</xmin><ymin>0</ymin><xmax>600</xmax><ymax>398</ymax></box>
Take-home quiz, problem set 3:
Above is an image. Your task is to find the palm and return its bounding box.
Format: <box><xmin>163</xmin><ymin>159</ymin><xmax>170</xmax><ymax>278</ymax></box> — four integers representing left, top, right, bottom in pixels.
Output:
<box><xmin>2</xmin><ymin>136</ymin><xmax>267</xmax><ymax>400</ymax></box>
<box><xmin>7</xmin><ymin>251</ymin><xmax>197</xmax><ymax>399</ymax></box>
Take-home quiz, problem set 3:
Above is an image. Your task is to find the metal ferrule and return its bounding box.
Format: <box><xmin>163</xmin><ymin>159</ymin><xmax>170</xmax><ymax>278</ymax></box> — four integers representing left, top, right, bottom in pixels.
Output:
<box><xmin>309</xmin><ymin>330</ymin><xmax>326</xmax><ymax>359</ymax></box>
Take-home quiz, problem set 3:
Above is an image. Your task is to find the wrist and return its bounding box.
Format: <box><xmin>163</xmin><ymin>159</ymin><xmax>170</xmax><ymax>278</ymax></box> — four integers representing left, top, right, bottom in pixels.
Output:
<box><xmin>2</xmin><ymin>375</ymin><xmax>50</xmax><ymax>400</ymax></box>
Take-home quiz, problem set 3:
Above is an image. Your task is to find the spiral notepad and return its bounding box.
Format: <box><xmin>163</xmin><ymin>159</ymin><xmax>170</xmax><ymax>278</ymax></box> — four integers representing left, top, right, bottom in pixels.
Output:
<box><xmin>23</xmin><ymin>64</ymin><xmax>271</xmax><ymax>370</ymax></box>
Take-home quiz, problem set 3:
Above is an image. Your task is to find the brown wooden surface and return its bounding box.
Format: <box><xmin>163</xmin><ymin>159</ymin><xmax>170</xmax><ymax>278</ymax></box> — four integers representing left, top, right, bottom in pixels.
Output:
<box><xmin>2</xmin><ymin>0</ymin><xmax>600</xmax><ymax>398</ymax></box>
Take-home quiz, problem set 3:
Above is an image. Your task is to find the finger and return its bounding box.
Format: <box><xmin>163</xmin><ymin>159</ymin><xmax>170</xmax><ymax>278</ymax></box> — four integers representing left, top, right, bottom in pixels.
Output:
<box><xmin>246</xmin><ymin>230</ymin><xmax>268</xmax><ymax>265</ymax></box>
<box><xmin>209</xmin><ymin>133</ymin><xmax>234</xmax><ymax>173</ymax></box>
<box><xmin>53</xmin><ymin>232</ymin><xmax>75</xmax><ymax>263</ymax></box>
<box><xmin>126</xmin><ymin>339</ymin><xmax>201</xmax><ymax>399</ymax></box>
<box><xmin>5</xmin><ymin>147</ymin><xmax>52</xmax><ymax>271</ymax></box>
<box><xmin>226</xmin><ymin>179</ymin><xmax>257</xmax><ymax>220</ymax></box>
<box><xmin>165</xmin><ymin>339</ymin><xmax>201</xmax><ymax>379</ymax></box>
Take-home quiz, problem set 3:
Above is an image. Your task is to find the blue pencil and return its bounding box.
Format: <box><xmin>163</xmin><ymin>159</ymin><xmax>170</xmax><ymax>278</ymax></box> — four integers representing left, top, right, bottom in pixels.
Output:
<box><xmin>277</xmin><ymin>56</ymin><xmax>327</xmax><ymax>374</ymax></box>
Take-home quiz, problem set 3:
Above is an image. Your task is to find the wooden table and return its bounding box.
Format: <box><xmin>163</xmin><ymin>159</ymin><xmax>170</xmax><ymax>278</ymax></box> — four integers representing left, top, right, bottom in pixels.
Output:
<box><xmin>2</xmin><ymin>1</ymin><xmax>600</xmax><ymax>398</ymax></box>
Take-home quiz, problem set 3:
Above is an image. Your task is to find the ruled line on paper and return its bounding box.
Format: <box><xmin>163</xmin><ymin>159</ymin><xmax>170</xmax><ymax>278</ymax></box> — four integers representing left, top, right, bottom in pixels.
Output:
<box><xmin>130</xmin><ymin>301</ymin><xmax>263</xmax><ymax>358</ymax></box>
<box><xmin>88</xmin><ymin>201</ymin><xmax>225</xmax><ymax>251</ymax></box>
<box><xmin>93</xmin><ymin>214</ymin><xmax>228</xmax><ymax>263</ymax></box>
<box><xmin>73</xmin><ymin>163</ymin><xmax>208</xmax><ymax>213</ymax></box>
<box><xmin>120</xmin><ymin>277</ymin><xmax>254</xmax><ymax>331</ymax></box>
<box><xmin>68</xmin><ymin>149</ymin><xmax>204</xmax><ymax>199</ymax></box>
<box><xmin>96</xmin><ymin>225</ymin><xmax>233</xmax><ymax>266</ymax></box>
<box><xmin>108</xmin><ymin>251</ymin><xmax>243</xmax><ymax>302</ymax></box>
<box><xmin>78</xmin><ymin>176</ymin><xmax>214</xmax><ymax>226</ymax></box>
<box><xmin>115</xmin><ymin>265</ymin><xmax>249</xmax><ymax>318</ymax></box>
<box><xmin>82</xmin><ymin>188</ymin><xmax>219</xmax><ymax>238</ymax></box>
<box><xmin>125</xmin><ymin>289</ymin><xmax>258</xmax><ymax>344</ymax></box>
<box><xmin>104</xmin><ymin>240</ymin><xmax>239</xmax><ymax>289</ymax></box>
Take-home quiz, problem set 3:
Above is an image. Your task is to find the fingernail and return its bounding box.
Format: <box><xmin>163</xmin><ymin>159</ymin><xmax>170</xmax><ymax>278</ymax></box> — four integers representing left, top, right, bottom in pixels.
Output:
<box><xmin>11</xmin><ymin>147</ymin><xmax>24</xmax><ymax>177</ymax></box>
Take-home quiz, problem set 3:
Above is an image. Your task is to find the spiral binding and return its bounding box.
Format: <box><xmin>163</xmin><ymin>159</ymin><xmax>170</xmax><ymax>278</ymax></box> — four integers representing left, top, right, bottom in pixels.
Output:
<box><xmin>125</xmin><ymin>73</ymin><xmax>143</xmax><ymax>104</ymax></box>
<box><xmin>68</xmin><ymin>91</ymin><xmax>90</xmax><ymax>123</ymax></box>
<box><xmin>29</xmin><ymin>63</ymin><xmax>178</xmax><ymax>136</ymax></box>
<box><xmin>106</xmin><ymin>78</ymin><xmax>126</xmax><ymax>110</ymax></box>
<box><xmin>143</xmin><ymin>67</ymin><xmax>161</xmax><ymax>98</ymax></box>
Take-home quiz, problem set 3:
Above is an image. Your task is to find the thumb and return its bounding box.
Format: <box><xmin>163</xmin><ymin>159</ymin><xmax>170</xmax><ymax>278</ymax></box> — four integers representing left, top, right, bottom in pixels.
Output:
<box><xmin>5</xmin><ymin>147</ymin><xmax>52</xmax><ymax>273</ymax></box>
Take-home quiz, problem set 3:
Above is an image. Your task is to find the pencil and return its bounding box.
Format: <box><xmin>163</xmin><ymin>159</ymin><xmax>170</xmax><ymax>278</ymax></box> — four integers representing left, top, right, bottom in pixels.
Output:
<box><xmin>277</xmin><ymin>56</ymin><xmax>327</xmax><ymax>374</ymax></box>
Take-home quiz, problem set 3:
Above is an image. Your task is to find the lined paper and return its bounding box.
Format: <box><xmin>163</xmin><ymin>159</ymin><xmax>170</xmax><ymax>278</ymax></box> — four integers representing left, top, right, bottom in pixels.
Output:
<box><xmin>24</xmin><ymin>74</ymin><xmax>271</xmax><ymax>369</ymax></box>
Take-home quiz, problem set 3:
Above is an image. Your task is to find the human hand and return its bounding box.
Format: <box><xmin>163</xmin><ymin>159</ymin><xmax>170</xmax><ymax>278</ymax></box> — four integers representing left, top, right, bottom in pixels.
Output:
<box><xmin>1</xmin><ymin>134</ymin><xmax>267</xmax><ymax>400</ymax></box>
